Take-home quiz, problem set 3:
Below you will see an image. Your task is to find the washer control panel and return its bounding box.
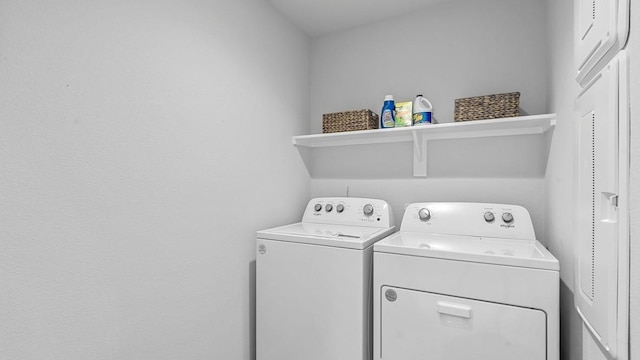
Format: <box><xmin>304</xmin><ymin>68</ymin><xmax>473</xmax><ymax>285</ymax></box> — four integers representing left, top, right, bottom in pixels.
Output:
<box><xmin>401</xmin><ymin>202</ymin><xmax>535</xmax><ymax>240</ymax></box>
<box><xmin>483</xmin><ymin>211</ymin><xmax>495</xmax><ymax>222</ymax></box>
<box><xmin>302</xmin><ymin>197</ymin><xmax>395</xmax><ymax>228</ymax></box>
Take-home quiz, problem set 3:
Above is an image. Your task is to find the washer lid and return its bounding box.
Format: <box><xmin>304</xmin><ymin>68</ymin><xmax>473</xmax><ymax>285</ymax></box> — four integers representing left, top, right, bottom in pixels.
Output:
<box><xmin>374</xmin><ymin>232</ymin><xmax>559</xmax><ymax>271</ymax></box>
<box><xmin>257</xmin><ymin>222</ymin><xmax>396</xmax><ymax>250</ymax></box>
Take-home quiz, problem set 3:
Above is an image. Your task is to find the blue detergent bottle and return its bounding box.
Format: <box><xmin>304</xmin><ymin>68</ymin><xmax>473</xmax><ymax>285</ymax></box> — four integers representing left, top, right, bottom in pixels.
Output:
<box><xmin>380</xmin><ymin>95</ymin><xmax>396</xmax><ymax>128</ymax></box>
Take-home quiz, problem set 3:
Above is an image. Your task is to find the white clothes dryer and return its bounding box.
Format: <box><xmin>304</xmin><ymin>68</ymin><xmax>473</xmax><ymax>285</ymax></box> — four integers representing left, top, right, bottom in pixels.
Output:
<box><xmin>373</xmin><ymin>202</ymin><xmax>559</xmax><ymax>360</ymax></box>
<box><xmin>257</xmin><ymin>197</ymin><xmax>395</xmax><ymax>360</ymax></box>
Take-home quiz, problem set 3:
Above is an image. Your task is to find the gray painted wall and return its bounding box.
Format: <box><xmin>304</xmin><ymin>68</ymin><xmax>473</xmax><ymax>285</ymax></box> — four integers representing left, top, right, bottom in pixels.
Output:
<box><xmin>545</xmin><ymin>0</ymin><xmax>585</xmax><ymax>358</ymax></box>
<box><xmin>0</xmin><ymin>1</ymin><xmax>309</xmax><ymax>359</ymax></box>
<box><xmin>308</xmin><ymin>0</ymin><xmax>550</xmax><ymax>243</ymax></box>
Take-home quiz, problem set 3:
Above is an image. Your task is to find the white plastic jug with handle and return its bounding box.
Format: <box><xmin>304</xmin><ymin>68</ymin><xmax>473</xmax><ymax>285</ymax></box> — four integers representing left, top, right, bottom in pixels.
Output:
<box><xmin>412</xmin><ymin>95</ymin><xmax>432</xmax><ymax>125</ymax></box>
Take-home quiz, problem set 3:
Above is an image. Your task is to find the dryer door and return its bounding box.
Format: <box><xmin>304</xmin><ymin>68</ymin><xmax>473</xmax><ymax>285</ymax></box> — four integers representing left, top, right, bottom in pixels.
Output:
<box><xmin>380</xmin><ymin>286</ymin><xmax>546</xmax><ymax>360</ymax></box>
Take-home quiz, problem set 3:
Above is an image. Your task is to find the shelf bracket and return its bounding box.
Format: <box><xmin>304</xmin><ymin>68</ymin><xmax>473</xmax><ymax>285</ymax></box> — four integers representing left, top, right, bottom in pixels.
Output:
<box><xmin>412</xmin><ymin>130</ymin><xmax>428</xmax><ymax>177</ymax></box>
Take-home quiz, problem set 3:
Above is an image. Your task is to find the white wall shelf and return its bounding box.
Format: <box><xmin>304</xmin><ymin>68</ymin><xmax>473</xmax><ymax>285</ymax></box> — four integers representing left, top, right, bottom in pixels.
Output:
<box><xmin>293</xmin><ymin>114</ymin><xmax>556</xmax><ymax>177</ymax></box>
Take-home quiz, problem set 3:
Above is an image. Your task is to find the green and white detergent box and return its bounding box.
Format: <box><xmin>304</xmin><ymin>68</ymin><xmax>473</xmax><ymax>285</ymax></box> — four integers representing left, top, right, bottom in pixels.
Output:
<box><xmin>394</xmin><ymin>101</ymin><xmax>413</xmax><ymax>127</ymax></box>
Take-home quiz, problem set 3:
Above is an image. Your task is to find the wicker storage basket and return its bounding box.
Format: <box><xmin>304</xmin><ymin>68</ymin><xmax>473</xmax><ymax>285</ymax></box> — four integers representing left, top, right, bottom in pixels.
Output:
<box><xmin>322</xmin><ymin>109</ymin><xmax>379</xmax><ymax>133</ymax></box>
<box><xmin>454</xmin><ymin>92</ymin><xmax>520</xmax><ymax>121</ymax></box>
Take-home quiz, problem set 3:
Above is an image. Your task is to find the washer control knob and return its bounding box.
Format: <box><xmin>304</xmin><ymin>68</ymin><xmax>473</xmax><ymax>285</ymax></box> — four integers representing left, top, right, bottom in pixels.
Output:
<box><xmin>314</xmin><ymin>203</ymin><xmax>322</xmax><ymax>212</ymax></box>
<box><xmin>325</xmin><ymin>204</ymin><xmax>333</xmax><ymax>212</ymax></box>
<box><xmin>484</xmin><ymin>212</ymin><xmax>495</xmax><ymax>222</ymax></box>
<box><xmin>363</xmin><ymin>204</ymin><xmax>374</xmax><ymax>216</ymax></box>
<box><xmin>336</xmin><ymin>204</ymin><xmax>345</xmax><ymax>213</ymax></box>
<box><xmin>418</xmin><ymin>208</ymin><xmax>431</xmax><ymax>221</ymax></box>
<box><xmin>502</xmin><ymin>212</ymin><xmax>514</xmax><ymax>223</ymax></box>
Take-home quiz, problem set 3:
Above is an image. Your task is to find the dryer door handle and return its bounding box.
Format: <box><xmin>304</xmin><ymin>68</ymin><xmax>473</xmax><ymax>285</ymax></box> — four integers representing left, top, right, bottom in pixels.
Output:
<box><xmin>436</xmin><ymin>301</ymin><xmax>472</xmax><ymax>318</ymax></box>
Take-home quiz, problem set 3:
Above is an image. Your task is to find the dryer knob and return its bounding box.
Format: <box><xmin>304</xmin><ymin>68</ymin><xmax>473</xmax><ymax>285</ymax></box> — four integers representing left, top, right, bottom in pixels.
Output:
<box><xmin>418</xmin><ymin>208</ymin><xmax>431</xmax><ymax>221</ymax></box>
<box><xmin>325</xmin><ymin>204</ymin><xmax>333</xmax><ymax>212</ymax></box>
<box><xmin>336</xmin><ymin>204</ymin><xmax>345</xmax><ymax>213</ymax></box>
<box><xmin>363</xmin><ymin>204</ymin><xmax>374</xmax><ymax>216</ymax></box>
<box><xmin>314</xmin><ymin>203</ymin><xmax>322</xmax><ymax>212</ymax></box>
<box><xmin>502</xmin><ymin>212</ymin><xmax>514</xmax><ymax>223</ymax></box>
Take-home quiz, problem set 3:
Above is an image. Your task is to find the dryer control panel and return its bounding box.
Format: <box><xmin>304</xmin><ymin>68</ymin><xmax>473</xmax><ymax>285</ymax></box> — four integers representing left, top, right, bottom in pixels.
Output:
<box><xmin>401</xmin><ymin>202</ymin><xmax>535</xmax><ymax>240</ymax></box>
<box><xmin>302</xmin><ymin>197</ymin><xmax>394</xmax><ymax>228</ymax></box>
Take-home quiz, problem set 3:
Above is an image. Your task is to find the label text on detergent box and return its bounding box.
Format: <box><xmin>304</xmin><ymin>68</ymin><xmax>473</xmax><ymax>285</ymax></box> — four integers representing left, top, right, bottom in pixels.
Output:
<box><xmin>394</xmin><ymin>101</ymin><xmax>413</xmax><ymax>127</ymax></box>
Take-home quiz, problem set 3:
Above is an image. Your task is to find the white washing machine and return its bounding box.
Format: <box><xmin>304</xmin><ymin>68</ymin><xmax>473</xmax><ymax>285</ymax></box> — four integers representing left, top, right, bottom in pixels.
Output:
<box><xmin>373</xmin><ymin>202</ymin><xmax>559</xmax><ymax>360</ymax></box>
<box><xmin>257</xmin><ymin>197</ymin><xmax>395</xmax><ymax>360</ymax></box>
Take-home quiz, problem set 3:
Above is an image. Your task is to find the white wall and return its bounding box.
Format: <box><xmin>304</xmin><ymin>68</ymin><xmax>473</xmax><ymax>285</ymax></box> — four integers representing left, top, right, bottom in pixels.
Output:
<box><xmin>0</xmin><ymin>1</ymin><xmax>309</xmax><ymax>359</ymax></box>
<box><xmin>308</xmin><ymin>0</ymin><xmax>550</xmax><ymax>236</ymax></box>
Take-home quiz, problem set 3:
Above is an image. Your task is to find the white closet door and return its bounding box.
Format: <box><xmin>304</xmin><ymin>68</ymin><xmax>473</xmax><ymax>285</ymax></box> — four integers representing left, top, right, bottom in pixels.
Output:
<box><xmin>380</xmin><ymin>287</ymin><xmax>546</xmax><ymax>360</ymax></box>
<box><xmin>574</xmin><ymin>0</ymin><xmax>629</xmax><ymax>86</ymax></box>
<box><xmin>574</xmin><ymin>51</ymin><xmax>628</xmax><ymax>360</ymax></box>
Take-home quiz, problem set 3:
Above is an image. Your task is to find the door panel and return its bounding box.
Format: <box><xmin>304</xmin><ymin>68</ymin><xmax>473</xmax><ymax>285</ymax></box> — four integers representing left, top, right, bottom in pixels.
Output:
<box><xmin>380</xmin><ymin>287</ymin><xmax>546</xmax><ymax>360</ymax></box>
